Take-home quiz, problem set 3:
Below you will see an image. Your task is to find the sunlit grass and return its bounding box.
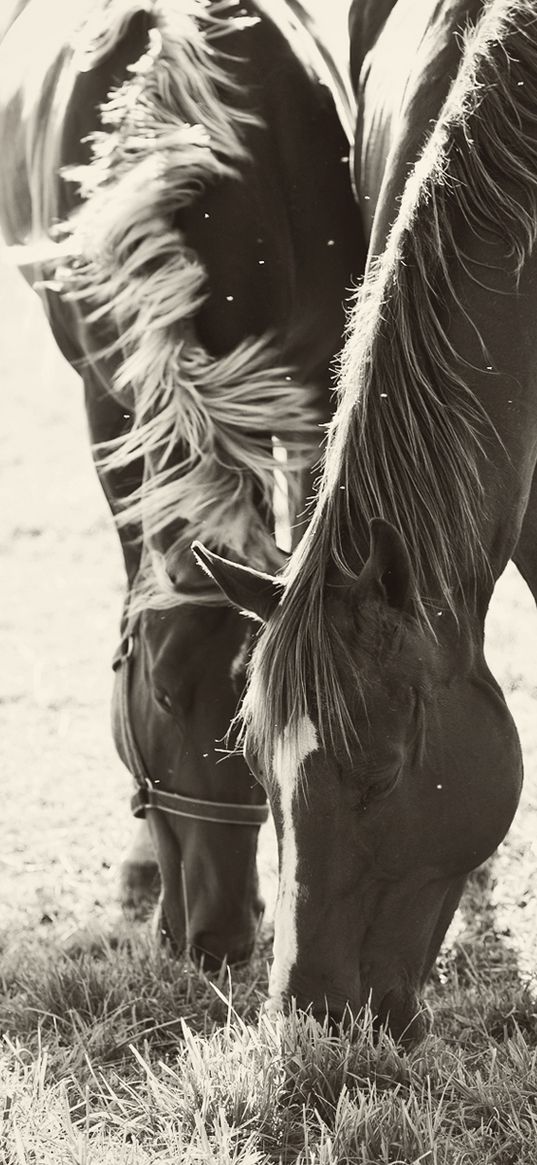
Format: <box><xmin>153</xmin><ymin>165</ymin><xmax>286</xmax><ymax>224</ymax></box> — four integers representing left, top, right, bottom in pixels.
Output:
<box><xmin>1</xmin><ymin>919</ymin><xmax>536</xmax><ymax>1165</ymax></box>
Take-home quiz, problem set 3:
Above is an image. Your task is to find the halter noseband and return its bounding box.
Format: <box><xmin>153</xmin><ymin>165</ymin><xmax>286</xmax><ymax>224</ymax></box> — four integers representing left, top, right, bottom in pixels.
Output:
<box><xmin>112</xmin><ymin>630</ymin><xmax>269</xmax><ymax>828</ymax></box>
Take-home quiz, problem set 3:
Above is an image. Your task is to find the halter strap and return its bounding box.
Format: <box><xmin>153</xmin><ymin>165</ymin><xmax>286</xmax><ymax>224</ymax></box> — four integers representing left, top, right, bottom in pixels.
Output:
<box><xmin>112</xmin><ymin>631</ymin><xmax>269</xmax><ymax>828</ymax></box>
<box><xmin>130</xmin><ymin>786</ymin><xmax>269</xmax><ymax>825</ymax></box>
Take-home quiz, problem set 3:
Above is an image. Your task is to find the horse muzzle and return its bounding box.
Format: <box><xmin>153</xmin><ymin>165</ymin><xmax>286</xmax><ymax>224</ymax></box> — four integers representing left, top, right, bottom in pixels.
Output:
<box><xmin>265</xmin><ymin>983</ymin><xmax>431</xmax><ymax>1046</ymax></box>
<box><xmin>157</xmin><ymin>906</ymin><xmax>258</xmax><ymax>967</ymax></box>
<box><xmin>376</xmin><ymin>986</ymin><xmax>432</xmax><ymax>1046</ymax></box>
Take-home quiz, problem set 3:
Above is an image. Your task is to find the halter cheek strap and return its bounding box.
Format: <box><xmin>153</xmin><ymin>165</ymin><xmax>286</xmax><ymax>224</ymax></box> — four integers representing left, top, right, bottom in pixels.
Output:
<box><xmin>112</xmin><ymin>632</ymin><xmax>269</xmax><ymax>828</ymax></box>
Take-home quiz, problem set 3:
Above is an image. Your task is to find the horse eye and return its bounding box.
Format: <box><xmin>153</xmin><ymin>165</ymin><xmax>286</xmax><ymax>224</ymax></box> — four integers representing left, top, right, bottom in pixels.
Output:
<box><xmin>155</xmin><ymin>689</ymin><xmax>173</xmax><ymax>713</ymax></box>
<box><xmin>367</xmin><ymin>764</ymin><xmax>403</xmax><ymax>804</ymax></box>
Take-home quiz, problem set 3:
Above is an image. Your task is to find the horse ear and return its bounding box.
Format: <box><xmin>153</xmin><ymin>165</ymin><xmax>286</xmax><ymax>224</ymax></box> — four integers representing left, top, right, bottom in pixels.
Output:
<box><xmin>357</xmin><ymin>519</ymin><xmax>416</xmax><ymax>611</ymax></box>
<box><xmin>191</xmin><ymin>542</ymin><xmax>283</xmax><ymax>623</ymax></box>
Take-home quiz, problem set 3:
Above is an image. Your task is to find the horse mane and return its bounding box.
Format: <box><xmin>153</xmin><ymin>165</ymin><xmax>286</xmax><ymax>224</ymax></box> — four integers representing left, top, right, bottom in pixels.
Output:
<box><xmin>56</xmin><ymin>0</ymin><xmax>319</xmax><ymax>609</ymax></box>
<box><xmin>241</xmin><ymin>0</ymin><xmax>537</xmax><ymax>773</ymax></box>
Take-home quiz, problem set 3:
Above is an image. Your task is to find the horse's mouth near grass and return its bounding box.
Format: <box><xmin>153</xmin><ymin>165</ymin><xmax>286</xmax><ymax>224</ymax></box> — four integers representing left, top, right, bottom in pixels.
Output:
<box><xmin>272</xmin><ymin>991</ymin><xmax>431</xmax><ymax>1047</ymax></box>
<box><xmin>375</xmin><ymin>988</ymin><xmax>432</xmax><ymax>1047</ymax></box>
<box><xmin>157</xmin><ymin>906</ymin><xmax>258</xmax><ymax>969</ymax></box>
<box><xmin>190</xmin><ymin>931</ymin><xmax>258</xmax><ymax>971</ymax></box>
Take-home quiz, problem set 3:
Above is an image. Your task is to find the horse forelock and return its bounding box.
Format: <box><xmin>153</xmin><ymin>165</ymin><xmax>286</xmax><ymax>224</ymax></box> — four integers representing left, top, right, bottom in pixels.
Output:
<box><xmin>240</xmin><ymin>0</ymin><xmax>537</xmax><ymax>776</ymax></box>
<box><xmin>57</xmin><ymin>0</ymin><xmax>319</xmax><ymax>612</ymax></box>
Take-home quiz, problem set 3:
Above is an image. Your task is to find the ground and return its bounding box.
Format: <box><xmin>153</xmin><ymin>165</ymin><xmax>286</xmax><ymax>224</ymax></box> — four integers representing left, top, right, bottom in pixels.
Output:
<box><xmin>0</xmin><ymin>258</ymin><xmax>536</xmax><ymax>977</ymax></box>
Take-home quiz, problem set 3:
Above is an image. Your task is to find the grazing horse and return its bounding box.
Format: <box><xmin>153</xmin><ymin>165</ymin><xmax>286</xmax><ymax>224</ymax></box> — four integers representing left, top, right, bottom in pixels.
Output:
<box><xmin>0</xmin><ymin>0</ymin><xmax>363</xmax><ymax>965</ymax></box>
<box><xmin>197</xmin><ymin>0</ymin><xmax>537</xmax><ymax>1037</ymax></box>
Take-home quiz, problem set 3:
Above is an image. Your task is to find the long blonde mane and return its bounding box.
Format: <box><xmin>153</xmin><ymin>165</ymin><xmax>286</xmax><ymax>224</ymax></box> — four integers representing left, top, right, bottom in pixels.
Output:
<box><xmin>57</xmin><ymin>0</ymin><xmax>320</xmax><ymax>608</ymax></box>
<box><xmin>241</xmin><ymin>0</ymin><xmax>537</xmax><ymax>773</ymax></box>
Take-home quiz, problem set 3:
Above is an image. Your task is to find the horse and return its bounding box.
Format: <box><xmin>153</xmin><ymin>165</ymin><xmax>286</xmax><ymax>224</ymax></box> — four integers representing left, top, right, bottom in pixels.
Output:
<box><xmin>196</xmin><ymin>0</ymin><xmax>537</xmax><ymax>1038</ymax></box>
<box><xmin>0</xmin><ymin>0</ymin><xmax>364</xmax><ymax>966</ymax></box>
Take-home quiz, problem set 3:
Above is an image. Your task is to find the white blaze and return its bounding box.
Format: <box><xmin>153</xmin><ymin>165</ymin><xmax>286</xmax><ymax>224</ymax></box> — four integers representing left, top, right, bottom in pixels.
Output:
<box><xmin>267</xmin><ymin>714</ymin><xmax>318</xmax><ymax>1011</ymax></box>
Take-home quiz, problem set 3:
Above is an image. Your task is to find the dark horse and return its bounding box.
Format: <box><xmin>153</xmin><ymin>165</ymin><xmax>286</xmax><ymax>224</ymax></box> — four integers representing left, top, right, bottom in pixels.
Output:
<box><xmin>0</xmin><ymin>0</ymin><xmax>363</xmax><ymax>965</ymax></box>
<box><xmin>198</xmin><ymin>0</ymin><xmax>537</xmax><ymax>1038</ymax></box>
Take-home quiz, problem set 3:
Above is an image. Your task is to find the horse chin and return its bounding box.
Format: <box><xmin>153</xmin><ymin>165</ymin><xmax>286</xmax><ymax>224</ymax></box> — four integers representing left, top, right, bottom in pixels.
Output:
<box><xmin>154</xmin><ymin>899</ymin><xmax>260</xmax><ymax>968</ymax></box>
<box><xmin>190</xmin><ymin>931</ymin><xmax>257</xmax><ymax>971</ymax></box>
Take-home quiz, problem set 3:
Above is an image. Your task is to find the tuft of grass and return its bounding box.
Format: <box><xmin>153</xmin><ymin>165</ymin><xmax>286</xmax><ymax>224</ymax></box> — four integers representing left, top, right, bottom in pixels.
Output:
<box><xmin>0</xmin><ymin>931</ymin><xmax>272</xmax><ymax>1082</ymax></box>
<box><xmin>0</xmin><ymin>917</ymin><xmax>536</xmax><ymax>1164</ymax></box>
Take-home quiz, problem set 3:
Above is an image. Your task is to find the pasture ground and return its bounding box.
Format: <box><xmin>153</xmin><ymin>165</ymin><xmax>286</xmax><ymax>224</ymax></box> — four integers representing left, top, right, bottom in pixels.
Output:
<box><xmin>1</xmin><ymin>263</ymin><xmax>537</xmax><ymax>1162</ymax></box>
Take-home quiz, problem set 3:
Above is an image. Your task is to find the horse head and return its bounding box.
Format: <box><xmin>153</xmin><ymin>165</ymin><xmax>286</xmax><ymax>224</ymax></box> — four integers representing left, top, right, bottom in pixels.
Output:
<box><xmin>112</xmin><ymin>549</ymin><xmax>269</xmax><ymax>970</ymax></box>
<box><xmin>194</xmin><ymin>520</ymin><xmax>522</xmax><ymax>1041</ymax></box>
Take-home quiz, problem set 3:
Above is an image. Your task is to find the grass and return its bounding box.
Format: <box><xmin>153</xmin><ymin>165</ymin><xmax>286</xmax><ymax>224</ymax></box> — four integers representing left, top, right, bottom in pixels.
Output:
<box><xmin>1</xmin><ymin>898</ymin><xmax>537</xmax><ymax>1165</ymax></box>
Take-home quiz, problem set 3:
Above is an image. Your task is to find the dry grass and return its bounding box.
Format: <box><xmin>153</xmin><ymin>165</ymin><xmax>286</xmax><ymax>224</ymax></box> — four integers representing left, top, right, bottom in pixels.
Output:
<box><xmin>1</xmin><ymin>925</ymin><xmax>537</xmax><ymax>1164</ymax></box>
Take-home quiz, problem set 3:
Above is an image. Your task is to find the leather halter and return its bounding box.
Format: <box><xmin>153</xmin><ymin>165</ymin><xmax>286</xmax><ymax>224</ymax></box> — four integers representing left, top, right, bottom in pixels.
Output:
<box><xmin>112</xmin><ymin>630</ymin><xmax>269</xmax><ymax>828</ymax></box>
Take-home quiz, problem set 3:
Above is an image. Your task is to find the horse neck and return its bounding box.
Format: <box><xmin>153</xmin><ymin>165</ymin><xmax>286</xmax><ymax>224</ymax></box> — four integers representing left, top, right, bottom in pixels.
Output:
<box><xmin>339</xmin><ymin>0</ymin><xmax>537</xmax><ymax>631</ymax></box>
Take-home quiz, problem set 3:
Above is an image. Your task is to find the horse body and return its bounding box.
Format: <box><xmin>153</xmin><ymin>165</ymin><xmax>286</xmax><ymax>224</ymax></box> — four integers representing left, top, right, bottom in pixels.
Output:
<box><xmin>0</xmin><ymin>0</ymin><xmax>362</xmax><ymax>963</ymax></box>
<box><xmin>201</xmin><ymin>0</ymin><xmax>537</xmax><ymax>1039</ymax></box>
<box><xmin>355</xmin><ymin>0</ymin><xmax>537</xmax><ymax>597</ymax></box>
<box><xmin>357</xmin><ymin>0</ymin><xmax>537</xmax><ymax>587</ymax></box>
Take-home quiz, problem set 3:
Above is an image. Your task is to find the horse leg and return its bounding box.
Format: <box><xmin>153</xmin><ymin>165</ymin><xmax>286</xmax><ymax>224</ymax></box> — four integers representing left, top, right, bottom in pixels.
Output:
<box><xmin>285</xmin><ymin>366</ymin><xmax>335</xmax><ymax>551</ymax></box>
<box><xmin>513</xmin><ymin>470</ymin><xmax>537</xmax><ymax>605</ymax></box>
<box><xmin>119</xmin><ymin>819</ymin><xmax>160</xmax><ymax>920</ymax></box>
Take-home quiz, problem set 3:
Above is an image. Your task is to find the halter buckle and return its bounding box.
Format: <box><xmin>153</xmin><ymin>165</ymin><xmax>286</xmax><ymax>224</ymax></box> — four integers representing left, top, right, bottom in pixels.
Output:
<box><xmin>112</xmin><ymin>633</ymin><xmax>135</xmax><ymax>672</ymax></box>
<box><xmin>131</xmin><ymin>787</ymin><xmax>149</xmax><ymax>819</ymax></box>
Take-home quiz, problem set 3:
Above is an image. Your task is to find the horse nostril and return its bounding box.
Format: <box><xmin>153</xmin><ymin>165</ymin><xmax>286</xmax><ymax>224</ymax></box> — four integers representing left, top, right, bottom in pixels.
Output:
<box><xmin>190</xmin><ymin>943</ymin><xmax>222</xmax><ymax>973</ymax></box>
<box><xmin>286</xmin><ymin>995</ymin><xmax>347</xmax><ymax>1031</ymax></box>
<box><xmin>377</xmin><ymin>988</ymin><xmax>431</xmax><ymax>1047</ymax></box>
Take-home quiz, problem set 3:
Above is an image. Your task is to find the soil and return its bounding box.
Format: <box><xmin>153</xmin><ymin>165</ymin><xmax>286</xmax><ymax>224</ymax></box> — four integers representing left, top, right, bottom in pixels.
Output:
<box><xmin>0</xmin><ymin>261</ymin><xmax>535</xmax><ymax>981</ymax></box>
